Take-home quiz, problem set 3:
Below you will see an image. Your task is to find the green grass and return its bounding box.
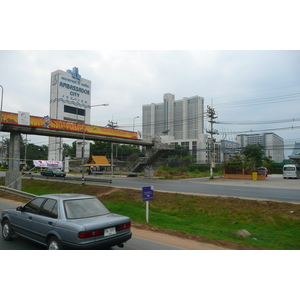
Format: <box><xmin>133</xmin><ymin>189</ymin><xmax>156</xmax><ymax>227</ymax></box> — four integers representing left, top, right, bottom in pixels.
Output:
<box><xmin>2</xmin><ymin>179</ymin><xmax>300</xmax><ymax>250</ymax></box>
<box><xmin>20</xmin><ymin>180</ymin><xmax>94</xmax><ymax>195</ymax></box>
<box><xmin>106</xmin><ymin>201</ymin><xmax>300</xmax><ymax>250</ymax></box>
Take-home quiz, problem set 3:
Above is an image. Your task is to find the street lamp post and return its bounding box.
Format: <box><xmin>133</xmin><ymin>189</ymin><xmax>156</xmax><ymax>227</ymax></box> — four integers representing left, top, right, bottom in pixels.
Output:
<box><xmin>133</xmin><ymin>116</ymin><xmax>139</xmax><ymax>131</ymax></box>
<box><xmin>81</xmin><ymin>103</ymin><xmax>109</xmax><ymax>184</ymax></box>
<box><xmin>0</xmin><ymin>85</ymin><xmax>3</xmax><ymax>131</ymax></box>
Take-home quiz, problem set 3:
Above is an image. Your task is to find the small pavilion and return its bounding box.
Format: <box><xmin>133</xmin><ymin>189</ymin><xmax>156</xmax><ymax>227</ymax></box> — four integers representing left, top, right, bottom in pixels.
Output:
<box><xmin>84</xmin><ymin>156</ymin><xmax>111</xmax><ymax>173</ymax></box>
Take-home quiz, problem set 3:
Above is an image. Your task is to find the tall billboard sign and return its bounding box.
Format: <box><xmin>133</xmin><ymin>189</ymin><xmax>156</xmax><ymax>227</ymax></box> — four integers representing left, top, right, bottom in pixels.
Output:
<box><xmin>50</xmin><ymin>67</ymin><xmax>91</xmax><ymax>123</ymax></box>
<box><xmin>49</xmin><ymin>67</ymin><xmax>92</xmax><ymax>161</ymax></box>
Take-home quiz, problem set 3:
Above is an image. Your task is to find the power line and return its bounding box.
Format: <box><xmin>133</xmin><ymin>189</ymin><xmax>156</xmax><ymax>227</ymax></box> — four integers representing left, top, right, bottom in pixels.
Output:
<box><xmin>218</xmin><ymin>118</ymin><xmax>300</xmax><ymax>125</ymax></box>
<box><xmin>217</xmin><ymin>125</ymin><xmax>300</xmax><ymax>135</ymax></box>
<box><xmin>214</xmin><ymin>93</ymin><xmax>300</xmax><ymax>109</ymax></box>
<box><xmin>208</xmin><ymin>84</ymin><xmax>300</xmax><ymax>100</ymax></box>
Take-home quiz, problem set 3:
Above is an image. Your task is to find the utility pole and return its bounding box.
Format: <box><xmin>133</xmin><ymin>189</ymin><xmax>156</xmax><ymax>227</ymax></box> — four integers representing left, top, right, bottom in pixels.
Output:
<box><xmin>206</xmin><ymin>105</ymin><xmax>218</xmax><ymax>178</ymax></box>
<box><xmin>107</xmin><ymin>120</ymin><xmax>118</xmax><ymax>176</ymax></box>
<box><xmin>24</xmin><ymin>134</ymin><xmax>30</xmax><ymax>170</ymax></box>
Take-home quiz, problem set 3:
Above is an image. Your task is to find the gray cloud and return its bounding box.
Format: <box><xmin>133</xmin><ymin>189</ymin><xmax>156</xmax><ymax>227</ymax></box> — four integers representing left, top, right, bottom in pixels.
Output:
<box><xmin>0</xmin><ymin>50</ymin><xmax>299</xmax><ymax>157</ymax></box>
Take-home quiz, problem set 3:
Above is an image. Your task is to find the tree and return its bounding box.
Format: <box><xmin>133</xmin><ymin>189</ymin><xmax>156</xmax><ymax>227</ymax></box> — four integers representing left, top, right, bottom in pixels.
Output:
<box><xmin>90</xmin><ymin>141</ymin><xmax>111</xmax><ymax>156</ymax></box>
<box><xmin>242</xmin><ymin>145</ymin><xmax>264</xmax><ymax>170</ymax></box>
<box><xmin>165</xmin><ymin>154</ymin><xmax>195</xmax><ymax>168</ymax></box>
<box><xmin>26</xmin><ymin>144</ymin><xmax>48</xmax><ymax>160</ymax></box>
<box><xmin>90</xmin><ymin>141</ymin><xmax>144</xmax><ymax>160</ymax></box>
<box><xmin>161</xmin><ymin>145</ymin><xmax>190</xmax><ymax>159</ymax></box>
<box><xmin>223</xmin><ymin>154</ymin><xmax>245</xmax><ymax>171</ymax></box>
<box><xmin>224</xmin><ymin>146</ymin><xmax>275</xmax><ymax>174</ymax></box>
<box><xmin>63</xmin><ymin>142</ymin><xmax>76</xmax><ymax>158</ymax></box>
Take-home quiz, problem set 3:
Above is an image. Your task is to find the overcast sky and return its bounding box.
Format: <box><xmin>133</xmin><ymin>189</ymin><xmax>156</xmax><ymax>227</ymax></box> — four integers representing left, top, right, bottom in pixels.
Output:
<box><xmin>2</xmin><ymin>0</ymin><xmax>300</xmax><ymax>290</ymax></box>
<box><xmin>0</xmin><ymin>50</ymin><xmax>299</xmax><ymax>158</ymax></box>
<box><xmin>1</xmin><ymin>1</ymin><xmax>300</xmax><ymax>159</ymax></box>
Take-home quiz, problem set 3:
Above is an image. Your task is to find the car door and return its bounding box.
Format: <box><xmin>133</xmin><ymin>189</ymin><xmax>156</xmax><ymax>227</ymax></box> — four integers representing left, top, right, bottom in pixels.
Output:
<box><xmin>30</xmin><ymin>198</ymin><xmax>58</xmax><ymax>244</ymax></box>
<box><xmin>11</xmin><ymin>197</ymin><xmax>47</xmax><ymax>239</ymax></box>
<box><xmin>44</xmin><ymin>170</ymin><xmax>51</xmax><ymax>176</ymax></box>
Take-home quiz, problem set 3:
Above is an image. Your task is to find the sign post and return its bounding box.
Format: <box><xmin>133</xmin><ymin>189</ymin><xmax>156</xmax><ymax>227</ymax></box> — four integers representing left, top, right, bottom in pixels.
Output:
<box><xmin>142</xmin><ymin>186</ymin><xmax>154</xmax><ymax>223</ymax></box>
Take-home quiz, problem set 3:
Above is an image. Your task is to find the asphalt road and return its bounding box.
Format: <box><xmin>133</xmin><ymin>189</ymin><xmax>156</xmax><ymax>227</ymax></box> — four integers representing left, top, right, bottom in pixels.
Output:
<box><xmin>65</xmin><ymin>174</ymin><xmax>300</xmax><ymax>203</ymax></box>
<box><xmin>18</xmin><ymin>172</ymin><xmax>300</xmax><ymax>203</ymax></box>
<box><xmin>0</xmin><ymin>232</ymin><xmax>185</xmax><ymax>250</ymax></box>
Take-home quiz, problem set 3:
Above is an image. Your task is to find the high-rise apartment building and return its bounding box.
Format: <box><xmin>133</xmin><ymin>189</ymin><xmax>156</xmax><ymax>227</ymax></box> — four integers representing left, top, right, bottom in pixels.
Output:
<box><xmin>142</xmin><ymin>93</ymin><xmax>208</xmax><ymax>163</ymax></box>
<box><xmin>236</xmin><ymin>132</ymin><xmax>284</xmax><ymax>163</ymax></box>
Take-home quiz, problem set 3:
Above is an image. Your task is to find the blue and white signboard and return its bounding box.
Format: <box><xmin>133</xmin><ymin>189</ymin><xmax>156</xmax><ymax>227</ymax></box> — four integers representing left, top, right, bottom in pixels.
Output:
<box><xmin>221</xmin><ymin>140</ymin><xmax>240</xmax><ymax>154</ymax></box>
<box><xmin>142</xmin><ymin>186</ymin><xmax>154</xmax><ymax>202</ymax></box>
<box><xmin>142</xmin><ymin>186</ymin><xmax>153</xmax><ymax>223</ymax></box>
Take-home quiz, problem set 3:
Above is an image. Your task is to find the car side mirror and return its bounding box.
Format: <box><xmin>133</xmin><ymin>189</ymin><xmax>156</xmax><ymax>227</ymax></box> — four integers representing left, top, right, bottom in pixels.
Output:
<box><xmin>16</xmin><ymin>206</ymin><xmax>23</xmax><ymax>211</ymax></box>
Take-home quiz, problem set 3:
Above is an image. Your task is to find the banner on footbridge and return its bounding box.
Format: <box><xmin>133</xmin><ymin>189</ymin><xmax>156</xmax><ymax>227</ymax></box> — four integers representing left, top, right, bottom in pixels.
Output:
<box><xmin>1</xmin><ymin>111</ymin><xmax>139</xmax><ymax>140</ymax></box>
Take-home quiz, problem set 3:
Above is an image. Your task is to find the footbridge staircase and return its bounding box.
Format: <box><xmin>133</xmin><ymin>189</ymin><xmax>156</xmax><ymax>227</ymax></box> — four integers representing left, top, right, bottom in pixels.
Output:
<box><xmin>128</xmin><ymin>135</ymin><xmax>174</xmax><ymax>174</ymax></box>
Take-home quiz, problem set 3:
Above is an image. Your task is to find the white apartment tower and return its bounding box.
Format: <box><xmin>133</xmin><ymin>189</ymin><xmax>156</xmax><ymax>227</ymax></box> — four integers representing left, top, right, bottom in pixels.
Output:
<box><xmin>143</xmin><ymin>93</ymin><xmax>208</xmax><ymax>163</ymax></box>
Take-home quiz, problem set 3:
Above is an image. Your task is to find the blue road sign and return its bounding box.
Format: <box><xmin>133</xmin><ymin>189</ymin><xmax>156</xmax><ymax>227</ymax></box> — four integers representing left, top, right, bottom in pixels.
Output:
<box><xmin>142</xmin><ymin>186</ymin><xmax>154</xmax><ymax>202</ymax></box>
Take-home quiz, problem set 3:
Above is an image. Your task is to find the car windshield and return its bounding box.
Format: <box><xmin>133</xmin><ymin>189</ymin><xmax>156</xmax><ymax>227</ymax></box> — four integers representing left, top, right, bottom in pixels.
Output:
<box><xmin>50</xmin><ymin>169</ymin><xmax>61</xmax><ymax>172</ymax></box>
<box><xmin>284</xmin><ymin>167</ymin><xmax>295</xmax><ymax>171</ymax></box>
<box><xmin>64</xmin><ymin>198</ymin><xmax>110</xmax><ymax>219</ymax></box>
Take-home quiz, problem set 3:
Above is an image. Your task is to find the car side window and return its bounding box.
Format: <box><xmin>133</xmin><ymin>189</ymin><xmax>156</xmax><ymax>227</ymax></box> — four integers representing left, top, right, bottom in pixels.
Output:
<box><xmin>39</xmin><ymin>199</ymin><xmax>58</xmax><ymax>219</ymax></box>
<box><xmin>23</xmin><ymin>197</ymin><xmax>46</xmax><ymax>214</ymax></box>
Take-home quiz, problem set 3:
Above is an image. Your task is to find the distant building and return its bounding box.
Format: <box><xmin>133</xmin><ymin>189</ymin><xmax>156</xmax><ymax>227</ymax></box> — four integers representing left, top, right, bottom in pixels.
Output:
<box><xmin>236</xmin><ymin>132</ymin><xmax>284</xmax><ymax>163</ymax></box>
<box><xmin>288</xmin><ymin>142</ymin><xmax>300</xmax><ymax>165</ymax></box>
<box><xmin>48</xmin><ymin>67</ymin><xmax>92</xmax><ymax>161</ymax></box>
<box><xmin>142</xmin><ymin>93</ymin><xmax>211</xmax><ymax>163</ymax></box>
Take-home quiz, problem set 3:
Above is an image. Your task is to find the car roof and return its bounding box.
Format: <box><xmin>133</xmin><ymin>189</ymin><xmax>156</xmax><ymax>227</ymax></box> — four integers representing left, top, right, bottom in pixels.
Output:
<box><xmin>37</xmin><ymin>193</ymin><xmax>96</xmax><ymax>201</ymax></box>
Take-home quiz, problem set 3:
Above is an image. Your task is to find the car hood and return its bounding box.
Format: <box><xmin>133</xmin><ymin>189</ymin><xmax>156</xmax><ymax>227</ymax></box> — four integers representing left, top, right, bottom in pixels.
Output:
<box><xmin>67</xmin><ymin>213</ymin><xmax>130</xmax><ymax>231</ymax></box>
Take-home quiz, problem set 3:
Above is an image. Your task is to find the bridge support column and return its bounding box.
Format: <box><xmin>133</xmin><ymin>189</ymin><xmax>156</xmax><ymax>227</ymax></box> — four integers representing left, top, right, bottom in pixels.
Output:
<box><xmin>144</xmin><ymin>166</ymin><xmax>154</xmax><ymax>178</ymax></box>
<box><xmin>5</xmin><ymin>132</ymin><xmax>22</xmax><ymax>190</ymax></box>
<box><xmin>144</xmin><ymin>146</ymin><xmax>154</xmax><ymax>177</ymax></box>
<box><xmin>145</xmin><ymin>145</ymin><xmax>152</xmax><ymax>159</ymax></box>
<box><xmin>64</xmin><ymin>156</ymin><xmax>70</xmax><ymax>172</ymax></box>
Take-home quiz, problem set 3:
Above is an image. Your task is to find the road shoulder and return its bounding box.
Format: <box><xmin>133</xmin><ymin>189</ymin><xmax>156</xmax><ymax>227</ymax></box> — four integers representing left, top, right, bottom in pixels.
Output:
<box><xmin>131</xmin><ymin>227</ymin><xmax>230</xmax><ymax>250</ymax></box>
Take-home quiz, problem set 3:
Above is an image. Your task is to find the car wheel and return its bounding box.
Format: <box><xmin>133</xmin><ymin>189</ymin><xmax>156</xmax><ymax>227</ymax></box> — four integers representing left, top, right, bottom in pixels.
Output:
<box><xmin>47</xmin><ymin>236</ymin><xmax>62</xmax><ymax>250</ymax></box>
<box><xmin>2</xmin><ymin>220</ymin><xmax>13</xmax><ymax>241</ymax></box>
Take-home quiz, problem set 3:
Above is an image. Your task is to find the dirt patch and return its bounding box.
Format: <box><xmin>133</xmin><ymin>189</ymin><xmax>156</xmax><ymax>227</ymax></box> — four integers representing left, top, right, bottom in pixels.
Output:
<box><xmin>94</xmin><ymin>188</ymin><xmax>120</xmax><ymax>198</ymax></box>
<box><xmin>130</xmin><ymin>221</ymin><xmax>267</xmax><ymax>250</ymax></box>
<box><xmin>0</xmin><ymin>192</ymin><xmax>29</xmax><ymax>203</ymax></box>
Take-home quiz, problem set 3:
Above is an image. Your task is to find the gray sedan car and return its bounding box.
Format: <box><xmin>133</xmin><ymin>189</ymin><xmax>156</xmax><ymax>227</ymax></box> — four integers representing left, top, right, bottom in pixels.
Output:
<box><xmin>40</xmin><ymin>168</ymin><xmax>66</xmax><ymax>177</ymax></box>
<box><xmin>1</xmin><ymin>193</ymin><xmax>132</xmax><ymax>250</ymax></box>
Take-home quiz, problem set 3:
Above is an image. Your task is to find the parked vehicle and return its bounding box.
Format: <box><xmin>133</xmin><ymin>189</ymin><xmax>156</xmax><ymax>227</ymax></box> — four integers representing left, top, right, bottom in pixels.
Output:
<box><xmin>1</xmin><ymin>193</ymin><xmax>132</xmax><ymax>249</ymax></box>
<box><xmin>283</xmin><ymin>164</ymin><xmax>300</xmax><ymax>179</ymax></box>
<box><xmin>257</xmin><ymin>167</ymin><xmax>268</xmax><ymax>177</ymax></box>
<box><xmin>41</xmin><ymin>168</ymin><xmax>66</xmax><ymax>177</ymax></box>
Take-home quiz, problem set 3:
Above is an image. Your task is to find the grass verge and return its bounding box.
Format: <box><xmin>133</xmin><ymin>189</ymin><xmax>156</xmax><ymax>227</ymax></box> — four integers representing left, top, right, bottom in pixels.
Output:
<box><xmin>1</xmin><ymin>179</ymin><xmax>300</xmax><ymax>250</ymax></box>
